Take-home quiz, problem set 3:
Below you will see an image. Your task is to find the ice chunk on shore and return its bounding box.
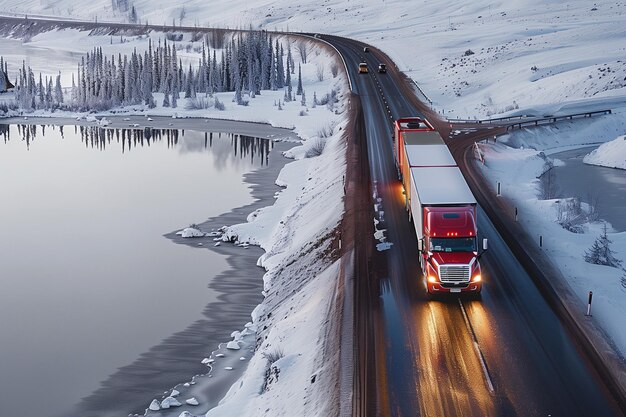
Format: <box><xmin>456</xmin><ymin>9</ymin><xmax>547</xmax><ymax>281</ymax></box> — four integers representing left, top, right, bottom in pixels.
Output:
<box><xmin>170</xmin><ymin>389</ymin><xmax>180</xmax><ymax>397</ymax></box>
<box><xmin>177</xmin><ymin>227</ymin><xmax>205</xmax><ymax>238</ymax></box>
<box><xmin>148</xmin><ymin>399</ymin><xmax>160</xmax><ymax>411</ymax></box>
<box><xmin>161</xmin><ymin>396</ymin><xmax>182</xmax><ymax>408</ymax></box>
<box><xmin>226</xmin><ymin>341</ymin><xmax>240</xmax><ymax>350</ymax></box>
<box><xmin>186</xmin><ymin>397</ymin><xmax>199</xmax><ymax>406</ymax></box>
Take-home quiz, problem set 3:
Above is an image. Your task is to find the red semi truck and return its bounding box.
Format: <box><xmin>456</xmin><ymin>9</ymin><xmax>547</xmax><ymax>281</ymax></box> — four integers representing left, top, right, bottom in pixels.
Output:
<box><xmin>394</xmin><ymin>117</ymin><xmax>487</xmax><ymax>295</ymax></box>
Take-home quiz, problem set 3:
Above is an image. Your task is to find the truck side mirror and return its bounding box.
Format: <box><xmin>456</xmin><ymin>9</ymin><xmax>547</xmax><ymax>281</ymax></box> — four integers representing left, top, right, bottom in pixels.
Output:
<box><xmin>418</xmin><ymin>239</ymin><xmax>424</xmax><ymax>252</ymax></box>
<box><xmin>482</xmin><ymin>238</ymin><xmax>488</xmax><ymax>251</ymax></box>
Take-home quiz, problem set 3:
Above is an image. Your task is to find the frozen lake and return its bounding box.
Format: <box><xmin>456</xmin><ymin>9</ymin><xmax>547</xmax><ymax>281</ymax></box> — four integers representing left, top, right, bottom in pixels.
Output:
<box><xmin>0</xmin><ymin>122</ymin><xmax>286</xmax><ymax>417</ymax></box>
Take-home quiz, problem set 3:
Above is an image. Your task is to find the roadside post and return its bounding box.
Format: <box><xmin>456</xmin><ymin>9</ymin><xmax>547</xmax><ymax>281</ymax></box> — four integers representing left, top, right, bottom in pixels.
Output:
<box><xmin>585</xmin><ymin>291</ymin><xmax>593</xmax><ymax>316</ymax></box>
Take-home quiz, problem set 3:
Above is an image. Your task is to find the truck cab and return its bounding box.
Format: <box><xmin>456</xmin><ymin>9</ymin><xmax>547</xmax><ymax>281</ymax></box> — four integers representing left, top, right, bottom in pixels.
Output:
<box><xmin>421</xmin><ymin>206</ymin><xmax>485</xmax><ymax>295</ymax></box>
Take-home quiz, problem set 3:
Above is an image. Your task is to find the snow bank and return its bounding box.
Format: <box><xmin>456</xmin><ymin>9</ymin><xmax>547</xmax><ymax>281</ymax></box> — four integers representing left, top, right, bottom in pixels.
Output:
<box><xmin>203</xmin><ymin>78</ymin><xmax>347</xmax><ymax>415</ymax></box>
<box><xmin>583</xmin><ymin>135</ymin><xmax>626</xmax><ymax>170</ymax></box>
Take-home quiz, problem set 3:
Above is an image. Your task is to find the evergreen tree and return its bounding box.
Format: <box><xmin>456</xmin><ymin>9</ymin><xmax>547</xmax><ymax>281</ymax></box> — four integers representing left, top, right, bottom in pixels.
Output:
<box><xmin>296</xmin><ymin>64</ymin><xmax>303</xmax><ymax>96</ymax></box>
<box><xmin>54</xmin><ymin>73</ymin><xmax>63</xmax><ymax>104</ymax></box>
<box><xmin>285</xmin><ymin>58</ymin><xmax>292</xmax><ymax>101</ymax></box>
<box><xmin>584</xmin><ymin>224</ymin><xmax>623</xmax><ymax>268</ymax></box>
<box><xmin>38</xmin><ymin>73</ymin><xmax>44</xmax><ymax>108</ymax></box>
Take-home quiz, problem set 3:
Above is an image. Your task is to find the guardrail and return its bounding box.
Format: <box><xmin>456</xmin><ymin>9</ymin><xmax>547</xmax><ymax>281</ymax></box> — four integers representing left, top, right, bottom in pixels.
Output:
<box><xmin>410</xmin><ymin>79</ymin><xmax>433</xmax><ymax>107</ymax></box>
<box><xmin>505</xmin><ymin>109</ymin><xmax>612</xmax><ymax>131</ymax></box>
<box><xmin>448</xmin><ymin>114</ymin><xmax>531</xmax><ymax>124</ymax></box>
<box><xmin>448</xmin><ymin>109</ymin><xmax>612</xmax><ymax>130</ymax></box>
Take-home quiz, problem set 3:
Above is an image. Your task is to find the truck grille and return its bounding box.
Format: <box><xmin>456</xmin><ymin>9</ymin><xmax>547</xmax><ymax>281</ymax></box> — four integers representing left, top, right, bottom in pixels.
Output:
<box><xmin>439</xmin><ymin>264</ymin><xmax>470</xmax><ymax>283</ymax></box>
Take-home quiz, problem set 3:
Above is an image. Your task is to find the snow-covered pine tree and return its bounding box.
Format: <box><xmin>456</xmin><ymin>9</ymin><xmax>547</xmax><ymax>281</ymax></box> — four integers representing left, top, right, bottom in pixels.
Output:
<box><xmin>55</xmin><ymin>73</ymin><xmax>63</xmax><ymax>104</ymax></box>
<box><xmin>185</xmin><ymin>63</ymin><xmax>193</xmax><ymax>98</ymax></box>
<box><xmin>45</xmin><ymin>77</ymin><xmax>53</xmax><ymax>109</ymax></box>
<box><xmin>129</xmin><ymin>6</ymin><xmax>137</xmax><ymax>23</ymax></box>
<box><xmin>269</xmin><ymin>41</ymin><xmax>277</xmax><ymax>91</ymax></box>
<box><xmin>248</xmin><ymin>60</ymin><xmax>255</xmax><ymax>98</ymax></box>
<box><xmin>301</xmin><ymin>89</ymin><xmax>306</xmax><ymax>106</ymax></box>
<box><xmin>38</xmin><ymin>73</ymin><xmax>44</xmax><ymax>108</ymax></box>
<box><xmin>162</xmin><ymin>80</ymin><xmax>170</xmax><ymax>107</ymax></box>
<box><xmin>275</xmin><ymin>40</ymin><xmax>284</xmax><ymax>88</ymax></box>
<box><xmin>296</xmin><ymin>64</ymin><xmax>303</xmax><ymax>96</ymax></box>
<box><xmin>285</xmin><ymin>58</ymin><xmax>292</xmax><ymax>101</ymax></box>
<box><xmin>287</xmin><ymin>45</ymin><xmax>295</xmax><ymax>74</ymax></box>
<box><xmin>584</xmin><ymin>224</ymin><xmax>623</xmax><ymax>268</ymax></box>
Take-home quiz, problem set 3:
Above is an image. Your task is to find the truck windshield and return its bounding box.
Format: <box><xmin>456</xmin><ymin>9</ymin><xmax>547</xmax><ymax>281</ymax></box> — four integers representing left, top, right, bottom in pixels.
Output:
<box><xmin>430</xmin><ymin>237</ymin><xmax>476</xmax><ymax>252</ymax></box>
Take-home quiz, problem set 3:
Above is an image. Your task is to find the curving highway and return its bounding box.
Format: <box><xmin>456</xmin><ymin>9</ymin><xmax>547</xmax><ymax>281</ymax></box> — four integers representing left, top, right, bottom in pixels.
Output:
<box><xmin>322</xmin><ymin>34</ymin><xmax>623</xmax><ymax>417</ymax></box>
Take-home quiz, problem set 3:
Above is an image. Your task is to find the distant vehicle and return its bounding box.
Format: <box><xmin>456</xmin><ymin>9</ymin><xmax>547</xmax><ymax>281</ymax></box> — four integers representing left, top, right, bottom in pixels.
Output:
<box><xmin>393</xmin><ymin>117</ymin><xmax>487</xmax><ymax>296</ymax></box>
<box><xmin>378</xmin><ymin>63</ymin><xmax>387</xmax><ymax>73</ymax></box>
<box><xmin>358</xmin><ymin>62</ymin><xmax>369</xmax><ymax>74</ymax></box>
<box><xmin>363</xmin><ymin>46</ymin><xmax>369</xmax><ymax>52</ymax></box>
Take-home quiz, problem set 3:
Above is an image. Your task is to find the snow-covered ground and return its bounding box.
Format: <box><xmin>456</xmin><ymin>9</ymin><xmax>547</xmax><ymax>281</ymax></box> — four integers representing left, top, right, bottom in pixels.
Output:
<box><xmin>584</xmin><ymin>135</ymin><xmax>626</xmax><ymax>170</ymax></box>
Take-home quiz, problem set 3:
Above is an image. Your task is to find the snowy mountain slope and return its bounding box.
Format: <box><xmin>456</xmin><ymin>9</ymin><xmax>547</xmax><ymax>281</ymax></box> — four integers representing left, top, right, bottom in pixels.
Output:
<box><xmin>3</xmin><ymin>0</ymin><xmax>626</xmax><ymax>118</ymax></box>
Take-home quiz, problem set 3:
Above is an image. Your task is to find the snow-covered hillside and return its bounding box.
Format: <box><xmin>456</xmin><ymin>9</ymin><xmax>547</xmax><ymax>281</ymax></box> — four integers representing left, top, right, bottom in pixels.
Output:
<box><xmin>3</xmin><ymin>1</ymin><xmax>626</xmax><ymax>118</ymax></box>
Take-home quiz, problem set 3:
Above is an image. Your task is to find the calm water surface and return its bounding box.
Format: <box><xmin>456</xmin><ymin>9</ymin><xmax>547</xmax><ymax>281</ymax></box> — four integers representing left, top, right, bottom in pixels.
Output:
<box><xmin>551</xmin><ymin>145</ymin><xmax>626</xmax><ymax>232</ymax></box>
<box><xmin>0</xmin><ymin>124</ymin><xmax>272</xmax><ymax>417</ymax></box>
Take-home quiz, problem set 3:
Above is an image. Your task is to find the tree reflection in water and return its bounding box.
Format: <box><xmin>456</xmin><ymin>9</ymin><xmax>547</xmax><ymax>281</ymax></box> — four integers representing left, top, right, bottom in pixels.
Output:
<box><xmin>0</xmin><ymin>123</ymin><xmax>273</xmax><ymax>166</ymax></box>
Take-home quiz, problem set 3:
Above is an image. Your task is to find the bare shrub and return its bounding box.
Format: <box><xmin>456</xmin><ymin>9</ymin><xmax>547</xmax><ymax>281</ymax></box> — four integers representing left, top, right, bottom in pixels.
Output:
<box><xmin>319</xmin><ymin>89</ymin><xmax>338</xmax><ymax>111</ymax></box>
<box><xmin>316</xmin><ymin>63</ymin><xmax>325</xmax><ymax>81</ymax></box>
<box><xmin>262</xmin><ymin>348</ymin><xmax>284</xmax><ymax>364</ymax></box>
<box><xmin>305</xmin><ymin>138</ymin><xmax>327</xmax><ymax>158</ymax></box>
<box><xmin>165</xmin><ymin>32</ymin><xmax>183</xmax><ymax>42</ymax></box>
<box><xmin>556</xmin><ymin>197</ymin><xmax>587</xmax><ymax>233</ymax></box>
<box><xmin>261</xmin><ymin>347</ymin><xmax>284</xmax><ymax>393</ymax></box>
<box><xmin>317</xmin><ymin>122</ymin><xmax>335</xmax><ymax>138</ymax></box>
<box><xmin>330</xmin><ymin>61</ymin><xmax>340</xmax><ymax>78</ymax></box>
<box><xmin>214</xmin><ymin>97</ymin><xmax>225</xmax><ymax>111</ymax></box>
<box><xmin>298</xmin><ymin>110</ymin><xmax>307</xmax><ymax>116</ymax></box>
<box><xmin>539</xmin><ymin>160</ymin><xmax>559</xmax><ymax>199</ymax></box>
<box><xmin>185</xmin><ymin>97</ymin><xmax>212</xmax><ymax>110</ymax></box>
<box><xmin>295</xmin><ymin>40</ymin><xmax>308</xmax><ymax>63</ymax></box>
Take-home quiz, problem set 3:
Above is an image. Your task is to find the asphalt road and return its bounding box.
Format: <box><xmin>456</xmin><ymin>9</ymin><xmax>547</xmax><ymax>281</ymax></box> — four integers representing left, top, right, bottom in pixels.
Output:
<box><xmin>323</xmin><ymin>35</ymin><xmax>623</xmax><ymax>417</ymax></box>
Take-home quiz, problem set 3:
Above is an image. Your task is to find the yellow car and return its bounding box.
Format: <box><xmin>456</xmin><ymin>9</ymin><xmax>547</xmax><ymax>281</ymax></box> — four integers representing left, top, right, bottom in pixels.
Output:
<box><xmin>358</xmin><ymin>63</ymin><xmax>368</xmax><ymax>74</ymax></box>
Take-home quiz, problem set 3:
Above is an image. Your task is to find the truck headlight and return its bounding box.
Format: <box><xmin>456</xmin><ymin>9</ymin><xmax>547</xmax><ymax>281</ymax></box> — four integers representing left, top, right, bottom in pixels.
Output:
<box><xmin>472</xmin><ymin>275</ymin><xmax>482</xmax><ymax>283</ymax></box>
<box><xmin>427</xmin><ymin>276</ymin><xmax>437</xmax><ymax>283</ymax></box>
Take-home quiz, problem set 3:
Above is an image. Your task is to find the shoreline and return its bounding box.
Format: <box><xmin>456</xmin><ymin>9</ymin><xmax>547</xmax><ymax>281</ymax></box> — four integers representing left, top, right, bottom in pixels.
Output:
<box><xmin>73</xmin><ymin>140</ymin><xmax>294</xmax><ymax>417</ymax></box>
